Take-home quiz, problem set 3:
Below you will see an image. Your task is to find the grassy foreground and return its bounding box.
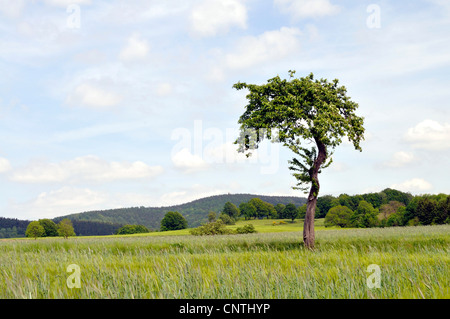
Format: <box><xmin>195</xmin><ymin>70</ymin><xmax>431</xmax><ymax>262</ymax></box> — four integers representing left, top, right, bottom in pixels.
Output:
<box><xmin>0</xmin><ymin>222</ymin><xmax>448</xmax><ymax>299</ymax></box>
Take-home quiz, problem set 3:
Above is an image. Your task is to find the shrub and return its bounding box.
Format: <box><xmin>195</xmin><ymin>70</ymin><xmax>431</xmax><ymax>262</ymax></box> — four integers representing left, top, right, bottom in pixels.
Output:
<box><xmin>218</xmin><ymin>213</ymin><xmax>235</xmax><ymax>225</ymax></box>
<box><xmin>235</xmin><ymin>224</ymin><xmax>257</xmax><ymax>234</ymax></box>
<box><xmin>116</xmin><ymin>224</ymin><xmax>149</xmax><ymax>235</ymax></box>
<box><xmin>407</xmin><ymin>217</ymin><xmax>420</xmax><ymax>226</ymax></box>
<box><xmin>324</xmin><ymin>205</ymin><xmax>353</xmax><ymax>228</ymax></box>
<box><xmin>190</xmin><ymin>220</ymin><xmax>234</xmax><ymax>236</ymax></box>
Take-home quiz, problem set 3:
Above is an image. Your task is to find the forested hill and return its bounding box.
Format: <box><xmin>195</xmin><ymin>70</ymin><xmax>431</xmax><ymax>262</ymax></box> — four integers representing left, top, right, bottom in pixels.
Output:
<box><xmin>53</xmin><ymin>193</ymin><xmax>307</xmax><ymax>230</ymax></box>
<box><xmin>3</xmin><ymin>188</ymin><xmax>430</xmax><ymax>238</ymax></box>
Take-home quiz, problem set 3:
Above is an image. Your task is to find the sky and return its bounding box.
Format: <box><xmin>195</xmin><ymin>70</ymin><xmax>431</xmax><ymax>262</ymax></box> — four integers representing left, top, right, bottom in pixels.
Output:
<box><xmin>0</xmin><ymin>0</ymin><xmax>449</xmax><ymax>220</ymax></box>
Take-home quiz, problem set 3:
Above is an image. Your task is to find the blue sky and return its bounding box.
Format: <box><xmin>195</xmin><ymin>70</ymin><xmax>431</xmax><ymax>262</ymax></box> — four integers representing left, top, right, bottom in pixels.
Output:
<box><xmin>0</xmin><ymin>0</ymin><xmax>449</xmax><ymax>220</ymax></box>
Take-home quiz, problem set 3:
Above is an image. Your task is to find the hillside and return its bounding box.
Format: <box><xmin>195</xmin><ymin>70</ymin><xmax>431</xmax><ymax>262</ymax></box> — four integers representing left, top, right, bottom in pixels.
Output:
<box><xmin>53</xmin><ymin>193</ymin><xmax>307</xmax><ymax>230</ymax></box>
<box><xmin>3</xmin><ymin>188</ymin><xmax>425</xmax><ymax>237</ymax></box>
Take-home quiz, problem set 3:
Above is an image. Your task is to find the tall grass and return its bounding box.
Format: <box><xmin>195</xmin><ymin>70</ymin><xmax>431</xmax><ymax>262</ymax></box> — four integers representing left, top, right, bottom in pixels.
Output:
<box><xmin>0</xmin><ymin>225</ymin><xmax>448</xmax><ymax>298</ymax></box>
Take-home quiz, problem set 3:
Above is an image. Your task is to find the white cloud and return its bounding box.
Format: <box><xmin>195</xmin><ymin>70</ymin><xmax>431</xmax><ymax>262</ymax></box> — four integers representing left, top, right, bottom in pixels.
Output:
<box><xmin>10</xmin><ymin>156</ymin><xmax>163</xmax><ymax>183</ymax></box>
<box><xmin>0</xmin><ymin>0</ymin><xmax>25</xmax><ymax>18</ymax></box>
<box><xmin>119</xmin><ymin>33</ymin><xmax>150</xmax><ymax>62</ymax></box>
<box><xmin>204</xmin><ymin>141</ymin><xmax>257</xmax><ymax>164</ymax></box>
<box><xmin>391</xmin><ymin>178</ymin><xmax>433</xmax><ymax>193</ymax></box>
<box><xmin>66</xmin><ymin>83</ymin><xmax>122</xmax><ymax>108</ymax></box>
<box><xmin>404</xmin><ymin>119</ymin><xmax>450</xmax><ymax>150</ymax></box>
<box><xmin>329</xmin><ymin>161</ymin><xmax>348</xmax><ymax>172</ymax></box>
<box><xmin>52</xmin><ymin>122</ymin><xmax>149</xmax><ymax>143</ymax></box>
<box><xmin>171</xmin><ymin>148</ymin><xmax>208</xmax><ymax>172</ymax></box>
<box><xmin>190</xmin><ymin>0</ymin><xmax>247</xmax><ymax>37</ymax></box>
<box><xmin>0</xmin><ymin>157</ymin><xmax>11</xmax><ymax>173</ymax></box>
<box><xmin>225</xmin><ymin>27</ymin><xmax>302</xmax><ymax>69</ymax></box>
<box><xmin>383</xmin><ymin>151</ymin><xmax>415</xmax><ymax>168</ymax></box>
<box><xmin>156</xmin><ymin>83</ymin><xmax>173</xmax><ymax>96</ymax></box>
<box><xmin>44</xmin><ymin>0</ymin><xmax>91</xmax><ymax>7</ymax></box>
<box><xmin>274</xmin><ymin>0</ymin><xmax>340</xmax><ymax>20</ymax></box>
<box><xmin>15</xmin><ymin>186</ymin><xmax>108</xmax><ymax>219</ymax></box>
<box><xmin>35</xmin><ymin>187</ymin><xmax>105</xmax><ymax>209</ymax></box>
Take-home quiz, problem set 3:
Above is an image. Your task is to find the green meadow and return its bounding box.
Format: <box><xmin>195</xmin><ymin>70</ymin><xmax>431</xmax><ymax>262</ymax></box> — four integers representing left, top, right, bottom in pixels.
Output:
<box><xmin>0</xmin><ymin>219</ymin><xmax>448</xmax><ymax>299</ymax></box>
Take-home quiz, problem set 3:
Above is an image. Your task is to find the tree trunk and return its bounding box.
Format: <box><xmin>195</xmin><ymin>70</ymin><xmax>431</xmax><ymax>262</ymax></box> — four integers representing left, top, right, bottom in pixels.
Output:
<box><xmin>303</xmin><ymin>193</ymin><xmax>317</xmax><ymax>249</ymax></box>
<box><xmin>303</xmin><ymin>138</ymin><xmax>327</xmax><ymax>250</ymax></box>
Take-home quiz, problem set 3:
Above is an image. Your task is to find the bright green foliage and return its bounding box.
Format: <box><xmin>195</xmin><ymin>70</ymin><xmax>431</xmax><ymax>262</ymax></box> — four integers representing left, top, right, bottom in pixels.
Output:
<box><xmin>160</xmin><ymin>211</ymin><xmax>188</xmax><ymax>231</ymax></box>
<box><xmin>38</xmin><ymin>219</ymin><xmax>59</xmax><ymax>237</ymax></box>
<box><xmin>324</xmin><ymin>205</ymin><xmax>353</xmax><ymax>228</ymax></box>
<box><xmin>190</xmin><ymin>220</ymin><xmax>257</xmax><ymax>236</ymax></box>
<box><xmin>25</xmin><ymin>221</ymin><xmax>45</xmax><ymax>239</ymax></box>
<box><xmin>57</xmin><ymin>218</ymin><xmax>76</xmax><ymax>239</ymax></box>
<box><xmin>239</xmin><ymin>202</ymin><xmax>257</xmax><ymax>220</ymax></box>
<box><xmin>190</xmin><ymin>220</ymin><xmax>234</xmax><ymax>236</ymax></box>
<box><xmin>222</xmin><ymin>202</ymin><xmax>240</xmax><ymax>219</ymax></box>
<box><xmin>235</xmin><ymin>224</ymin><xmax>257</xmax><ymax>234</ymax></box>
<box><xmin>116</xmin><ymin>224</ymin><xmax>149</xmax><ymax>235</ymax></box>
<box><xmin>350</xmin><ymin>201</ymin><xmax>378</xmax><ymax>228</ymax></box>
<box><xmin>233</xmin><ymin>71</ymin><xmax>365</xmax><ymax>193</ymax></box>
<box><xmin>248</xmin><ymin>198</ymin><xmax>276</xmax><ymax>219</ymax></box>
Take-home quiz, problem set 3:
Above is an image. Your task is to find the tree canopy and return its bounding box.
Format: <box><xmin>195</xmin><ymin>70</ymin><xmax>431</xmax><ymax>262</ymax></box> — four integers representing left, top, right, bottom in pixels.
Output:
<box><xmin>222</xmin><ymin>202</ymin><xmax>240</xmax><ymax>220</ymax></box>
<box><xmin>38</xmin><ymin>219</ymin><xmax>58</xmax><ymax>237</ymax></box>
<box><xmin>57</xmin><ymin>218</ymin><xmax>76</xmax><ymax>239</ymax></box>
<box><xmin>25</xmin><ymin>221</ymin><xmax>45</xmax><ymax>239</ymax></box>
<box><xmin>324</xmin><ymin>205</ymin><xmax>353</xmax><ymax>228</ymax></box>
<box><xmin>234</xmin><ymin>71</ymin><xmax>365</xmax><ymax>248</ymax></box>
<box><xmin>160</xmin><ymin>211</ymin><xmax>188</xmax><ymax>231</ymax></box>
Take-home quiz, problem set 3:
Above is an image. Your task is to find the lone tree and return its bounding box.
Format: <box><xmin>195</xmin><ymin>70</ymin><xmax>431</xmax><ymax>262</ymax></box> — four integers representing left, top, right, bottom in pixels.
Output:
<box><xmin>233</xmin><ymin>71</ymin><xmax>365</xmax><ymax>249</ymax></box>
<box><xmin>57</xmin><ymin>218</ymin><xmax>76</xmax><ymax>239</ymax></box>
<box><xmin>25</xmin><ymin>221</ymin><xmax>45</xmax><ymax>239</ymax></box>
<box><xmin>284</xmin><ymin>203</ymin><xmax>298</xmax><ymax>222</ymax></box>
<box><xmin>160</xmin><ymin>211</ymin><xmax>188</xmax><ymax>231</ymax></box>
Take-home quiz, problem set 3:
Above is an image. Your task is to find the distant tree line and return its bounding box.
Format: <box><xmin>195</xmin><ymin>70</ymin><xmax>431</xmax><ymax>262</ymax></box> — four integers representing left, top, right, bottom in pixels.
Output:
<box><xmin>25</xmin><ymin>218</ymin><xmax>76</xmax><ymax>239</ymax></box>
<box><xmin>0</xmin><ymin>217</ymin><xmax>30</xmax><ymax>238</ymax></box>
<box><xmin>324</xmin><ymin>190</ymin><xmax>450</xmax><ymax>228</ymax></box>
<box><xmin>203</xmin><ymin>199</ymin><xmax>305</xmax><ymax>224</ymax></box>
<box><xmin>204</xmin><ymin>188</ymin><xmax>449</xmax><ymax>230</ymax></box>
<box><xmin>0</xmin><ymin>217</ymin><xmax>124</xmax><ymax>238</ymax></box>
<box><xmin>70</xmin><ymin>220</ymin><xmax>123</xmax><ymax>236</ymax></box>
<box><xmin>116</xmin><ymin>224</ymin><xmax>150</xmax><ymax>235</ymax></box>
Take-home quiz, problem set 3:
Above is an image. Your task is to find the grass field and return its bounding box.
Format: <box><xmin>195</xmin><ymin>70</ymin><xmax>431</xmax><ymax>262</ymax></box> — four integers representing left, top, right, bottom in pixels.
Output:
<box><xmin>0</xmin><ymin>220</ymin><xmax>448</xmax><ymax>299</ymax></box>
